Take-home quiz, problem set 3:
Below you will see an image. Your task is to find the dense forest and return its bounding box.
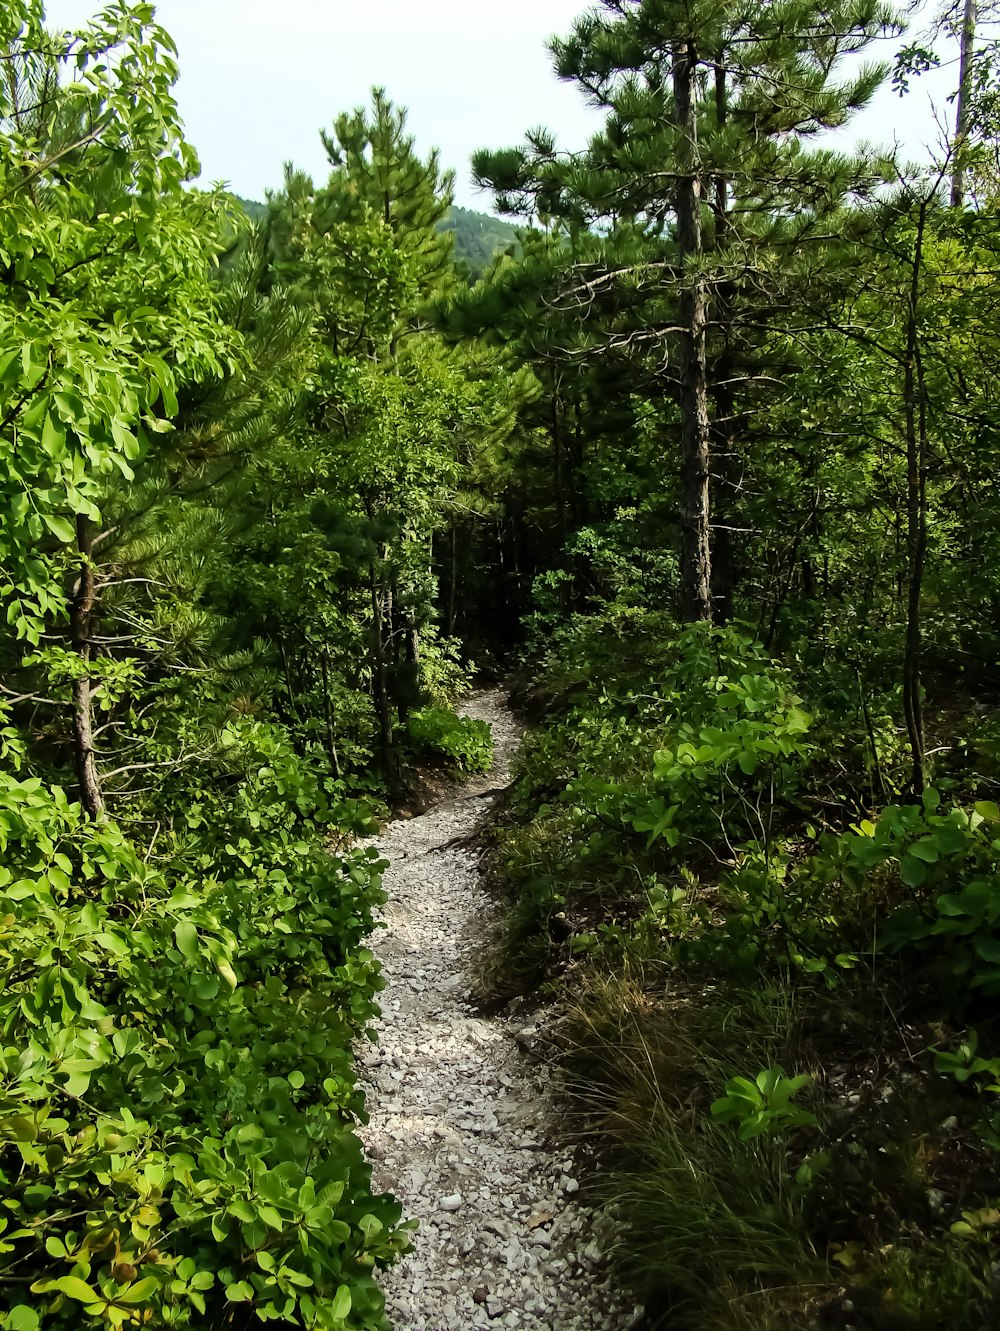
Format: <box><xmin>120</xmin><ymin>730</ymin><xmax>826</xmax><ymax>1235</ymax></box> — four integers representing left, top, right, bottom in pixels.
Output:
<box><xmin>3</xmin><ymin>0</ymin><xmax>1000</xmax><ymax>1329</ymax></box>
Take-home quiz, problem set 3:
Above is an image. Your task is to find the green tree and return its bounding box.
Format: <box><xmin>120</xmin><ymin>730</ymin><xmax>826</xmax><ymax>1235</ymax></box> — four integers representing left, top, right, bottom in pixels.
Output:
<box><xmin>474</xmin><ymin>0</ymin><xmax>897</xmax><ymax>621</ymax></box>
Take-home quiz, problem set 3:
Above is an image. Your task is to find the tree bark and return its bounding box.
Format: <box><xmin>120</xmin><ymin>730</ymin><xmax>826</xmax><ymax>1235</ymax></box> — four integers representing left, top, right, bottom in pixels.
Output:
<box><xmin>446</xmin><ymin>524</ymin><xmax>458</xmax><ymax>638</ymax></box>
<box><xmin>320</xmin><ymin>645</ymin><xmax>342</xmax><ymax>778</ymax></box>
<box><xmin>710</xmin><ymin>50</ymin><xmax>737</xmax><ymax>622</ymax></box>
<box><xmin>951</xmin><ymin>0</ymin><xmax>976</xmax><ymax>208</ymax></box>
<box><xmin>902</xmin><ymin>199</ymin><xmax>929</xmax><ymax>794</ymax></box>
<box><xmin>71</xmin><ymin>515</ymin><xmax>104</xmax><ymax>818</ymax></box>
<box><xmin>550</xmin><ymin>372</ymin><xmax>568</xmax><ymax>549</ymax></box>
<box><xmin>369</xmin><ymin>568</ymin><xmax>397</xmax><ymax>786</ymax></box>
<box><xmin>673</xmin><ymin>36</ymin><xmax>713</xmax><ymax>622</ymax></box>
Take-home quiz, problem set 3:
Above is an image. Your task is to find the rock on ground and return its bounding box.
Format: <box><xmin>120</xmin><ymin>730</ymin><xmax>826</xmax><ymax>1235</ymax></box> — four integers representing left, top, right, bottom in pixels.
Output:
<box><xmin>357</xmin><ymin>689</ymin><xmax>641</xmax><ymax>1331</ymax></box>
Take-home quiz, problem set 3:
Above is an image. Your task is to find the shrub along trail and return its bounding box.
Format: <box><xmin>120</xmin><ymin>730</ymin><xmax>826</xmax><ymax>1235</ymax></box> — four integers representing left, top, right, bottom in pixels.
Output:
<box><xmin>358</xmin><ymin>690</ymin><xmax>639</xmax><ymax>1331</ymax></box>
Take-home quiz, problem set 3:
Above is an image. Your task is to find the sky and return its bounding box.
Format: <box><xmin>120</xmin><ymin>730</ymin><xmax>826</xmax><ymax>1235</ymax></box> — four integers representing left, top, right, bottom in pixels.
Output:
<box><xmin>44</xmin><ymin>0</ymin><xmax>970</xmax><ymax>212</ymax></box>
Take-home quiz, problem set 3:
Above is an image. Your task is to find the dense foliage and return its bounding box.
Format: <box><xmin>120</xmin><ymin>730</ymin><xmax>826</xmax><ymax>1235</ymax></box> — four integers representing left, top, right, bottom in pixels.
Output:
<box><xmin>6</xmin><ymin>0</ymin><xmax>1000</xmax><ymax>1327</ymax></box>
<box><xmin>451</xmin><ymin>2</ymin><xmax>1000</xmax><ymax>1326</ymax></box>
<box><xmin>0</xmin><ymin>7</ymin><xmax>508</xmax><ymax>1330</ymax></box>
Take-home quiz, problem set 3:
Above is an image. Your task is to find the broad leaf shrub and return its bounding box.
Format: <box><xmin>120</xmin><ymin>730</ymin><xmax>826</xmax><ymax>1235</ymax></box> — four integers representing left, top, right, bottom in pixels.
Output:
<box><xmin>492</xmin><ymin>621</ymin><xmax>820</xmax><ymax>977</ymax></box>
<box><xmin>406</xmin><ymin>706</ymin><xmax>493</xmax><ymax>774</ymax></box>
<box><xmin>0</xmin><ymin>714</ymin><xmax>405</xmax><ymax>1330</ymax></box>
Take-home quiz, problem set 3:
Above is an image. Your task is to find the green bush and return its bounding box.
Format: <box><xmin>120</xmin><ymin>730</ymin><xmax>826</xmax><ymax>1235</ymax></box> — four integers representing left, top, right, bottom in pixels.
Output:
<box><xmin>0</xmin><ymin>719</ymin><xmax>406</xmax><ymax>1331</ymax></box>
<box><xmin>406</xmin><ymin>705</ymin><xmax>493</xmax><ymax>774</ymax></box>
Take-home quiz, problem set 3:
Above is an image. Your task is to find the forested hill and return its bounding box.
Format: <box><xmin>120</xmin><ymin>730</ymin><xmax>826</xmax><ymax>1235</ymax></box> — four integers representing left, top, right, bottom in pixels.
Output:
<box><xmin>437</xmin><ymin>204</ymin><xmax>519</xmax><ymax>276</ymax></box>
<box><xmin>6</xmin><ymin>3</ymin><xmax>1000</xmax><ymax>1331</ymax></box>
<box><xmin>233</xmin><ymin>194</ymin><xmax>518</xmax><ymax>277</ymax></box>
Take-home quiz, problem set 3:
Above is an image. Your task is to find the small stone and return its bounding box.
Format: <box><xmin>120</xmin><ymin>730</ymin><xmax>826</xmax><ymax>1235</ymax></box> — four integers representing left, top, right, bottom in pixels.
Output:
<box><xmin>440</xmin><ymin>1193</ymin><xmax>463</xmax><ymax>1212</ymax></box>
<box><xmin>564</xmin><ymin>1178</ymin><xmax>579</xmax><ymax>1194</ymax></box>
<box><xmin>472</xmin><ymin>1286</ymin><xmax>490</xmax><ymax>1305</ymax></box>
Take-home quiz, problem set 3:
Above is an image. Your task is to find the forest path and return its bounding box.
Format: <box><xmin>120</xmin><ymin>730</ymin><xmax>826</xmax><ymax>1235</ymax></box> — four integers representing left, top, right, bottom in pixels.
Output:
<box><xmin>357</xmin><ymin>690</ymin><xmax>638</xmax><ymax>1331</ymax></box>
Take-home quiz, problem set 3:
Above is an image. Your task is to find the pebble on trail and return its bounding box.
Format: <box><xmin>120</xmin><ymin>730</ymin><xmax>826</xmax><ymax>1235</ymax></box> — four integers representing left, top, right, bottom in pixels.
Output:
<box><xmin>357</xmin><ymin>690</ymin><xmax>642</xmax><ymax>1331</ymax></box>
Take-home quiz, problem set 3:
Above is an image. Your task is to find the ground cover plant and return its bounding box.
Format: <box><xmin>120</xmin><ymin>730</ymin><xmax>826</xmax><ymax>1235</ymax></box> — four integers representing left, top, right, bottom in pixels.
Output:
<box><xmin>483</xmin><ymin>617</ymin><xmax>1000</xmax><ymax>1330</ymax></box>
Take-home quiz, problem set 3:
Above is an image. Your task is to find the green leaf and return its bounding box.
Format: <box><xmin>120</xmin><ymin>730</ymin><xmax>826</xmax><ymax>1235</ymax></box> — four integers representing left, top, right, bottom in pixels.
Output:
<box><xmin>217</xmin><ymin>960</ymin><xmax>238</xmax><ymax>989</ymax></box>
<box><xmin>116</xmin><ymin>1278</ymin><xmax>159</xmax><ymax>1304</ymax></box>
<box><xmin>6</xmin><ymin>1307</ymin><xmax>40</xmax><ymax>1331</ymax></box>
<box><xmin>41</xmin><ymin>412</ymin><xmax>66</xmax><ymax>458</ymax></box>
<box><xmin>900</xmin><ymin>854</ymin><xmax>928</xmax><ymax>887</ymax></box>
<box><xmin>909</xmin><ymin>838</ymin><xmax>940</xmax><ymax>863</ymax></box>
<box><xmin>41</xmin><ymin>514</ymin><xmax>76</xmax><ymax>544</ymax></box>
<box><xmin>35</xmin><ymin>1276</ymin><xmax>101</xmax><ymax>1303</ymax></box>
<box><xmin>257</xmin><ymin>1205</ymin><xmax>283</xmax><ymax>1230</ymax></box>
<box><xmin>174</xmin><ymin>920</ymin><xmax>199</xmax><ymax>963</ymax></box>
<box><xmin>975</xmin><ymin>801</ymin><xmax>1000</xmax><ymax>824</ymax></box>
<box><xmin>331</xmin><ymin>1285</ymin><xmax>352</xmax><ymax>1319</ymax></box>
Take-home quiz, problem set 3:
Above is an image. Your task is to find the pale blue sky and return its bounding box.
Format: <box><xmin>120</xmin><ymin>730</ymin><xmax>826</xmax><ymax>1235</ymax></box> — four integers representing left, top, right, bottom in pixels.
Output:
<box><xmin>45</xmin><ymin>0</ymin><xmax>970</xmax><ymax>210</ymax></box>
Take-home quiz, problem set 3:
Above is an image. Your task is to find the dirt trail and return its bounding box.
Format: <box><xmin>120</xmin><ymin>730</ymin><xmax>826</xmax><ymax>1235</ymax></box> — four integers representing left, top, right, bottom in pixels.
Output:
<box><xmin>358</xmin><ymin>690</ymin><xmax>639</xmax><ymax>1331</ymax></box>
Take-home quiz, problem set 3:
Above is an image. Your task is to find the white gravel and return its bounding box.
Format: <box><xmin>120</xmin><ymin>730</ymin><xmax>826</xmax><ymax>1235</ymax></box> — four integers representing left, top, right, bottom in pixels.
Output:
<box><xmin>358</xmin><ymin>690</ymin><xmax>641</xmax><ymax>1331</ymax></box>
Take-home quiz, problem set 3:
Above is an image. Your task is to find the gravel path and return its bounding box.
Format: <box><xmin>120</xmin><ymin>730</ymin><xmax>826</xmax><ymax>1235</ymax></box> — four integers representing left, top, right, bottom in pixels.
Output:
<box><xmin>358</xmin><ymin>690</ymin><xmax>640</xmax><ymax>1331</ymax></box>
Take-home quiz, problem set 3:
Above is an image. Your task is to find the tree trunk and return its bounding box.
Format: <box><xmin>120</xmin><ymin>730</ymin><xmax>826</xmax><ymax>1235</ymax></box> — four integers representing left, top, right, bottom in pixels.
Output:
<box><xmin>951</xmin><ymin>0</ymin><xmax>976</xmax><ymax>208</ymax></box>
<box><xmin>320</xmin><ymin>646</ymin><xmax>342</xmax><ymax>779</ymax></box>
<box><xmin>902</xmin><ymin>200</ymin><xmax>929</xmax><ymax>794</ymax></box>
<box><xmin>710</xmin><ymin>51</ymin><xmax>738</xmax><ymax>622</ymax></box>
<box><xmin>71</xmin><ymin>515</ymin><xmax>104</xmax><ymax>818</ymax></box>
<box><xmin>550</xmin><ymin>373</ymin><xmax>568</xmax><ymax>549</ymax></box>
<box><xmin>446</xmin><ymin>524</ymin><xmax>458</xmax><ymax>638</ymax></box>
<box><xmin>369</xmin><ymin>568</ymin><xmax>397</xmax><ymax>786</ymax></box>
<box><xmin>673</xmin><ymin>36</ymin><xmax>713</xmax><ymax>622</ymax></box>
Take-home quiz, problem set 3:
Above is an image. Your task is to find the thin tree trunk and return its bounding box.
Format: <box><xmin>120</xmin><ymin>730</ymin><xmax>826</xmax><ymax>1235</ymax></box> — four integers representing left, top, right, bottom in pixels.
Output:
<box><xmin>673</xmin><ymin>36</ymin><xmax>713</xmax><ymax>622</ymax></box>
<box><xmin>902</xmin><ymin>200</ymin><xmax>929</xmax><ymax>794</ymax></box>
<box><xmin>320</xmin><ymin>646</ymin><xmax>342</xmax><ymax>778</ymax></box>
<box><xmin>710</xmin><ymin>50</ymin><xmax>738</xmax><ymax>622</ymax></box>
<box><xmin>551</xmin><ymin>373</ymin><xmax>568</xmax><ymax>548</ymax></box>
<box><xmin>369</xmin><ymin>568</ymin><xmax>396</xmax><ymax>785</ymax></box>
<box><xmin>951</xmin><ymin>0</ymin><xmax>976</xmax><ymax>208</ymax></box>
<box><xmin>71</xmin><ymin>515</ymin><xmax>104</xmax><ymax>818</ymax></box>
<box><xmin>446</xmin><ymin>525</ymin><xmax>458</xmax><ymax>637</ymax></box>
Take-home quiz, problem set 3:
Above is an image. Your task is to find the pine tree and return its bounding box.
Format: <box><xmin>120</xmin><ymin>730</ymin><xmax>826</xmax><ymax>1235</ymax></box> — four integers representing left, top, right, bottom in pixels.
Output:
<box><xmin>474</xmin><ymin>0</ymin><xmax>898</xmax><ymax>621</ymax></box>
<box><xmin>319</xmin><ymin>86</ymin><xmax>457</xmax><ymax>324</ymax></box>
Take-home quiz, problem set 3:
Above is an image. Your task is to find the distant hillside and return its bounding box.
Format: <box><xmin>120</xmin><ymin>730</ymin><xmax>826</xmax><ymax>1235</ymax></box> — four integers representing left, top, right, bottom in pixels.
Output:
<box><xmin>230</xmin><ymin>194</ymin><xmax>268</xmax><ymax>223</ymax></box>
<box><xmin>439</xmin><ymin>205</ymin><xmax>519</xmax><ymax>278</ymax></box>
<box><xmin>229</xmin><ymin>196</ymin><xmax>517</xmax><ymax>278</ymax></box>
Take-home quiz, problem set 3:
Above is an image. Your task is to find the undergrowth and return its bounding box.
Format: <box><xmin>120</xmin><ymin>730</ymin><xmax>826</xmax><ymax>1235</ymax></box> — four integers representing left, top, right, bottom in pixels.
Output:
<box><xmin>0</xmin><ymin>716</ymin><xmax>409</xmax><ymax>1330</ymax></box>
<box><xmin>485</xmin><ymin>616</ymin><xmax>1000</xmax><ymax>1331</ymax></box>
<box><xmin>406</xmin><ymin>705</ymin><xmax>494</xmax><ymax>774</ymax></box>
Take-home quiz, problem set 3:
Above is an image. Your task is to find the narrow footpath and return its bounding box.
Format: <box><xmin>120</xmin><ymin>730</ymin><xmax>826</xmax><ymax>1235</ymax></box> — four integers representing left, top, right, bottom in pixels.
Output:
<box><xmin>358</xmin><ymin>690</ymin><xmax>640</xmax><ymax>1331</ymax></box>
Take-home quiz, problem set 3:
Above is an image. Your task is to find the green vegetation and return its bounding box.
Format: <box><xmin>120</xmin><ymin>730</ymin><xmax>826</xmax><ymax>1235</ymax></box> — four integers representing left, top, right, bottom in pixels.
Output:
<box><xmin>487</xmin><ymin>624</ymin><xmax>1000</xmax><ymax>1328</ymax></box>
<box><xmin>235</xmin><ymin>198</ymin><xmax>518</xmax><ymax>282</ymax></box>
<box><xmin>0</xmin><ymin>12</ymin><xmax>503</xmax><ymax>1330</ymax></box>
<box><xmin>438</xmin><ymin>205</ymin><xmax>519</xmax><ymax>280</ymax></box>
<box><xmin>455</xmin><ymin>1</ymin><xmax>1000</xmax><ymax>1326</ymax></box>
<box><xmin>407</xmin><ymin>706</ymin><xmax>494</xmax><ymax>774</ymax></box>
<box><xmin>6</xmin><ymin>0</ymin><xmax>1000</xmax><ymax>1327</ymax></box>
